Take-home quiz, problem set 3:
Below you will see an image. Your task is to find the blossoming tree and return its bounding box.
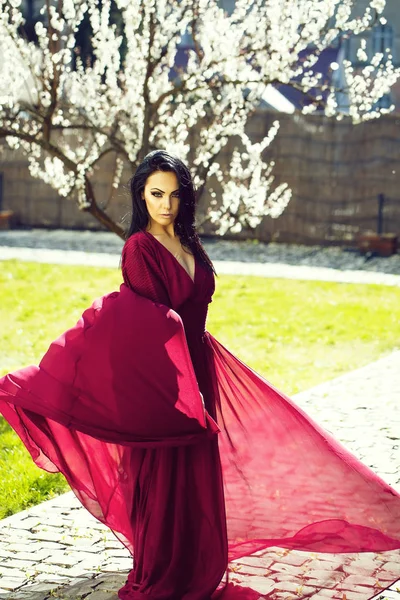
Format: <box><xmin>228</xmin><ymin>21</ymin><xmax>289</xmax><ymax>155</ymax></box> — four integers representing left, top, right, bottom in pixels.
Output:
<box><xmin>0</xmin><ymin>0</ymin><xmax>397</xmax><ymax>237</ymax></box>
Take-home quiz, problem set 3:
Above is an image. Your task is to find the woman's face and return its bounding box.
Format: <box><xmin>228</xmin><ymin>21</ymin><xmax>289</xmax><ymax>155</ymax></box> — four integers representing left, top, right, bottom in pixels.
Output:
<box><xmin>142</xmin><ymin>170</ymin><xmax>180</xmax><ymax>232</ymax></box>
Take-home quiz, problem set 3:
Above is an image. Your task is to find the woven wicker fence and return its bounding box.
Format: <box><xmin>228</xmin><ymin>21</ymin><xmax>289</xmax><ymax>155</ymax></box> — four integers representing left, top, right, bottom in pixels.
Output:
<box><xmin>1</xmin><ymin>109</ymin><xmax>399</xmax><ymax>246</ymax></box>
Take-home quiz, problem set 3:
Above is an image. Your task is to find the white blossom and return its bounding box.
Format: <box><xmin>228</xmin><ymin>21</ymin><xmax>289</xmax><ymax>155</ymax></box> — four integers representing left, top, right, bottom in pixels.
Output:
<box><xmin>0</xmin><ymin>0</ymin><xmax>397</xmax><ymax>235</ymax></box>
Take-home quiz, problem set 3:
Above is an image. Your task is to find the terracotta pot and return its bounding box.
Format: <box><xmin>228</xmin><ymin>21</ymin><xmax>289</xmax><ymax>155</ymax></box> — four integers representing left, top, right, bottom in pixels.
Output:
<box><xmin>357</xmin><ymin>232</ymin><xmax>398</xmax><ymax>257</ymax></box>
<box><xmin>0</xmin><ymin>210</ymin><xmax>16</xmax><ymax>230</ymax></box>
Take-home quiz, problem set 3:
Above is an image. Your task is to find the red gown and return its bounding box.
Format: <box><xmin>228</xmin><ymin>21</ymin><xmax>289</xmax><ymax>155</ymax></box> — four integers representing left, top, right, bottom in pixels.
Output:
<box><xmin>0</xmin><ymin>229</ymin><xmax>400</xmax><ymax>600</ymax></box>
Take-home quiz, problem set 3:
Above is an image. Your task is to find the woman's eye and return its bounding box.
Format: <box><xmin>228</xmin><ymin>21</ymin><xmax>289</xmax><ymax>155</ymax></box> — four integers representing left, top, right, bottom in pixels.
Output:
<box><xmin>151</xmin><ymin>192</ymin><xmax>179</xmax><ymax>199</ymax></box>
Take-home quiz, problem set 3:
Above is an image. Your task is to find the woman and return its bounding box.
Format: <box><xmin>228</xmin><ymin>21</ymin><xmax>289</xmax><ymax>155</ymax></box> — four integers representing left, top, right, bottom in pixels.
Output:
<box><xmin>0</xmin><ymin>149</ymin><xmax>400</xmax><ymax>600</ymax></box>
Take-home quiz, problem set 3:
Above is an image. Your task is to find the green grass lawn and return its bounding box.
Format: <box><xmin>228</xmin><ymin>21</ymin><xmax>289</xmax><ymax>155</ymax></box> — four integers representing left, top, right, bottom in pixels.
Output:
<box><xmin>1</xmin><ymin>258</ymin><xmax>400</xmax><ymax>518</ymax></box>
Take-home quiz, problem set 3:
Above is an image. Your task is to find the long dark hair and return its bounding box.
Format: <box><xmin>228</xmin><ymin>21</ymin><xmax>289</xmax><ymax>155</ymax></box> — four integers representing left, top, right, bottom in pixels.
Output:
<box><xmin>123</xmin><ymin>149</ymin><xmax>217</xmax><ymax>276</ymax></box>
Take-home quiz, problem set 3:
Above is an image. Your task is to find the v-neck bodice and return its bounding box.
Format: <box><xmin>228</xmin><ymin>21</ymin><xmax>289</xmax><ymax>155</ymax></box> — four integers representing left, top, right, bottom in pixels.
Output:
<box><xmin>143</xmin><ymin>230</ymin><xmax>196</xmax><ymax>285</ymax></box>
<box><xmin>122</xmin><ymin>231</ymin><xmax>216</xmax><ymax>350</ymax></box>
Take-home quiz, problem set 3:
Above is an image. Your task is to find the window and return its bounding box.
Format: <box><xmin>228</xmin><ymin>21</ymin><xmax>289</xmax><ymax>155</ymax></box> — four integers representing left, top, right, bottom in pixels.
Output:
<box><xmin>372</xmin><ymin>24</ymin><xmax>394</xmax><ymax>109</ymax></box>
<box><xmin>372</xmin><ymin>23</ymin><xmax>394</xmax><ymax>61</ymax></box>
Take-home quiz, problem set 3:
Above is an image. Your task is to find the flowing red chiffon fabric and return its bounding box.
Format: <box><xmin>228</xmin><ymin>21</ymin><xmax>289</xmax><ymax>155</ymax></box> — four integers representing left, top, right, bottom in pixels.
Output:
<box><xmin>1</xmin><ymin>229</ymin><xmax>400</xmax><ymax>600</ymax></box>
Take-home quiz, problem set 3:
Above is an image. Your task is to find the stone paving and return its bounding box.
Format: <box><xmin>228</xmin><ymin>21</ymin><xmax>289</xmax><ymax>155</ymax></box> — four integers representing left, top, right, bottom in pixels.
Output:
<box><xmin>0</xmin><ymin>232</ymin><xmax>400</xmax><ymax>599</ymax></box>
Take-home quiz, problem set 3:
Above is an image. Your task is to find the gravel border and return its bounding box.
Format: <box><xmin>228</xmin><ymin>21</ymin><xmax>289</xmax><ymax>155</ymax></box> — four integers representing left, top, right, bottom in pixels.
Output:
<box><xmin>0</xmin><ymin>228</ymin><xmax>400</xmax><ymax>274</ymax></box>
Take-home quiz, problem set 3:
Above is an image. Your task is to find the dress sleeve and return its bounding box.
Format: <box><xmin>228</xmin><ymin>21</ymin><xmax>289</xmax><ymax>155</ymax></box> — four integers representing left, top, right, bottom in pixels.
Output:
<box><xmin>121</xmin><ymin>234</ymin><xmax>171</xmax><ymax>307</ymax></box>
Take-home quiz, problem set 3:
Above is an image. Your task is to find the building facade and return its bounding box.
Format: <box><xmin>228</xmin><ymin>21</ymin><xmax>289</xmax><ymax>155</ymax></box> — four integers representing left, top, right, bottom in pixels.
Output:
<box><xmin>333</xmin><ymin>0</ymin><xmax>400</xmax><ymax>111</ymax></box>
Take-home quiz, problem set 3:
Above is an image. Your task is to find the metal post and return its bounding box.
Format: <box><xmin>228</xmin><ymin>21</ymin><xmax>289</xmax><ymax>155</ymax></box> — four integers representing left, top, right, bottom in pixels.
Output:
<box><xmin>377</xmin><ymin>193</ymin><xmax>385</xmax><ymax>235</ymax></box>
